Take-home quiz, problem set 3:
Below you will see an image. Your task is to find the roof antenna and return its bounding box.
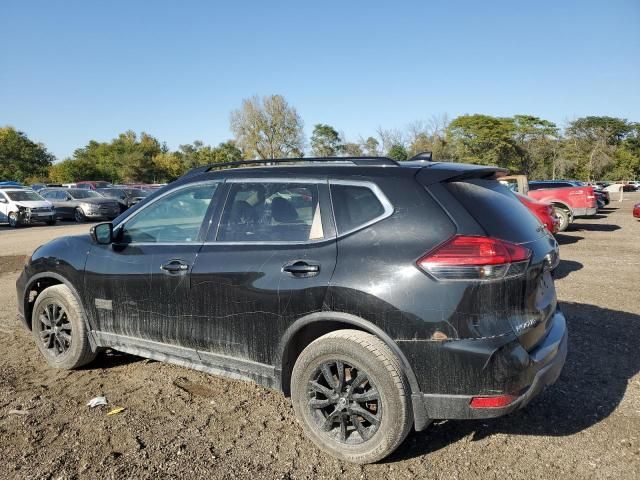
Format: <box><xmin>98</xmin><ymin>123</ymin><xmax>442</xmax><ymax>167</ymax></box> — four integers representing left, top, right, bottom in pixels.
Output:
<box><xmin>408</xmin><ymin>151</ymin><xmax>433</xmax><ymax>161</ymax></box>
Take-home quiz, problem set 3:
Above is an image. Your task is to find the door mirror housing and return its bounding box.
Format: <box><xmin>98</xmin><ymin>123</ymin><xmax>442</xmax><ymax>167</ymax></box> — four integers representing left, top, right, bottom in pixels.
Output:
<box><xmin>91</xmin><ymin>222</ymin><xmax>113</xmax><ymax>244</ymax></box>
<box><xmin>0</xmin><ymin>197</ymin><xmax>7</xmax><ymax>203</ymax></box>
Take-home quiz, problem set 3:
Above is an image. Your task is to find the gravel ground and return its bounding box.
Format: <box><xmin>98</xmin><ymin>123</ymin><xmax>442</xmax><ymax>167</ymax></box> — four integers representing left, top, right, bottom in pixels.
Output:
<box><xmin>0</xmin><ymin>195</ymin><xmax>638</xmax><ymax>479</ymax></box>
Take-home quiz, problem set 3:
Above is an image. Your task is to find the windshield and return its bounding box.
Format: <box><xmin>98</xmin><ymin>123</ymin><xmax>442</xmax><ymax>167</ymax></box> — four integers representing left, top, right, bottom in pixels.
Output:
<box><xmin>6</xmin><ymin>190</ymin><xmax>45</xmax><ymax>202</ymax></box>
<box><xmin>98</xmin><ymin>188</ymin><xmax>126</xmax><ymax>200</ymax></box>
<box><xmin>68</xmin><ymin>189</ymin><xmax>102</xmax><ymax>199</ymax></box>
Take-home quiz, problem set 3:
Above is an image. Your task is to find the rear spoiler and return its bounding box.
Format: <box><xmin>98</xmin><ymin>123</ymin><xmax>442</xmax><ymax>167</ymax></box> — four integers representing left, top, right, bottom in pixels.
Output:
<box><xmin>416</xmin><ymin>162</ymin><xmax>508</xmax><ymax>186</ymax></box>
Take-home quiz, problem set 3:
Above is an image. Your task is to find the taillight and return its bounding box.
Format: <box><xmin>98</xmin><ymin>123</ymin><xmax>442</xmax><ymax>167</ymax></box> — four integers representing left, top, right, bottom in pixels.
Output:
<box><xmin>417</xmin><ymin>235</ymin><xmax>532</xmax><ymax>281</ymax></box>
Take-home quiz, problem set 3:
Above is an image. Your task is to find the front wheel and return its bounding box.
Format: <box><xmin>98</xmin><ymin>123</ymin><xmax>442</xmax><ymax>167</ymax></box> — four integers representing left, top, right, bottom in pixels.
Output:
<box><xmin>31</xmin><ymin>284</ymin><xmax>97</xmax><ymax>369</ymax></box>
<box><xmin>291</xmin><ymin>330</ymin><xmax>412</xmax><ymax>464</ymax></box>
<box><xmin>74</xmin><ymin>207</ymin><xmax>85</xmax><ymax>223</ymax></box>
<box><xmin>8</xmin><ymin>212</ymin><xmax>21</xmax><ymax>228</ymax></box>
<box><xmin>46</xmin><ymin>218</ymin><xmax>56</xmax><ymax>226</ymax></box>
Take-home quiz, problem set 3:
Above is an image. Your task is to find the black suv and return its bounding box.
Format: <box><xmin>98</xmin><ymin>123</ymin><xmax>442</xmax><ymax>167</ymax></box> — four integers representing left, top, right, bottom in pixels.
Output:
<box><xmin>16</xmin><ymin>157</ymin><xmax>567</xmax><ymax>463</ymax></box>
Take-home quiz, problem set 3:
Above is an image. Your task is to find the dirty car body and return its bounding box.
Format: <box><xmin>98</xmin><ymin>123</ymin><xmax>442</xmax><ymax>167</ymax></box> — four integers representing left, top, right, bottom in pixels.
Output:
<box><xmin>17</xmin><ymin>157</ymin><xmax>567</xmax><ymax>461</ymax></box>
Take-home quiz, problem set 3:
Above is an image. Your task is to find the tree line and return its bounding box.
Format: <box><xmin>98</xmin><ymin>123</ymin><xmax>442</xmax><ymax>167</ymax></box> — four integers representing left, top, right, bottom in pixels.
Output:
<box><xmin>2</xmin><ymin>94</ymin><xmax>639</xmax><ymax>184</ymax></box>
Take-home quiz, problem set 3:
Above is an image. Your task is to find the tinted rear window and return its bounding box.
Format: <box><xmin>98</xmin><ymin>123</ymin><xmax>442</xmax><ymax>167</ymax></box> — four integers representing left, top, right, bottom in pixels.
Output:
<box><xmin>330</xmin><ymin>184</ymin><xmax>386</xmax><ymax>234</ymax></box>
<box><xmin>446</xmin><ymin>179</ymin><xmax>545</xmax><ymax>243</ymax></box>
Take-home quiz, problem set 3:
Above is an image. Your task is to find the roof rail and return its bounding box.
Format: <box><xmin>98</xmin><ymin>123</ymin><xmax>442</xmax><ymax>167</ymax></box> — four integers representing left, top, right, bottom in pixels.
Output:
<box><xmin>184</xmin><ymin>156</ymin><xmax>399</xmax><ymax>176</ymax></box>
<box><xmin>408</xmin><ymin>151</ymin><xmax>433</xmax><ymax>162</ymax></box>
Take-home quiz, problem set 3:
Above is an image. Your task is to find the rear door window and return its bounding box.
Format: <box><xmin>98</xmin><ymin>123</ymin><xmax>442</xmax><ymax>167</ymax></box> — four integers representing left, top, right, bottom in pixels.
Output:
<box><xmin>329</xmin><ymin>183</ymin><xmax>389</xmax><ymax>234</ymax></box>
<box><xmin>217</xmin><ymin>182</ymin><xmax>324</xmax><ymax>242</ymax></box>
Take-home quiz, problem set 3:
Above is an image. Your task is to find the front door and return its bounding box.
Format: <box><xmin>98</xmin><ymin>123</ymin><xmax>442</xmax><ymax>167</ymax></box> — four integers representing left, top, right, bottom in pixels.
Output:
<box><xmin>84</xmin><ymin>181</ymin><xmax>222</xmax><ymax>350</ymax></box>
<box><xmin>189</xmin><ymin>180</ymin><xmax>337</xmax><ymax>368</ymax></box>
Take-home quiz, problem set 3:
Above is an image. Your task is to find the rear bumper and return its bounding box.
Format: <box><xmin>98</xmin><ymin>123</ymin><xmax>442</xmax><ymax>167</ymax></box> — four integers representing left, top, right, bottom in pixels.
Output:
<box><xmin>412</xmin><ymin>310</ymin><xmax>567</xmax><ymax>425</ymax></box>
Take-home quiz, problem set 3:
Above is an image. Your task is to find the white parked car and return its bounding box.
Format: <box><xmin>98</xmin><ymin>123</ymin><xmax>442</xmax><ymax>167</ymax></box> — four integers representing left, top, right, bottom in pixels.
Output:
<box><xmin>0</xmin><ymin>188</ymin><xmax>56</xmax><ymax>228</ymax></box>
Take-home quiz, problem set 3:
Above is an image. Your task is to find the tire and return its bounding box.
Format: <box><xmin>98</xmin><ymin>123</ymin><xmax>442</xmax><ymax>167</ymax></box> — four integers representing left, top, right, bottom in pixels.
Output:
<box><xmin>291</xmin><ymin>329</ymin><xmax>412</xmax><ymax>464</ymax></box>
<box><xmin>31</xmin><ymin>284</ymin><xmax>97</xmax><ymax>369</ymax></box>
<box><xmin>554</xmin><ymin>208</ymin><xmax>570</xmax><ymax>232</ymax></box>
<box><xmin>74</xmin><ymin>207</ymin><xmax>85</xmax><ymax>223</ymax></box>
<box><xmin>8</xmin><ymin>212</ymin><xmax>21</xmax><ymax>228</ymax></box>
<box><xmin>46</xmin><ymin>218</ymin><xmax>56</xmax><ymax>226</ymax></box>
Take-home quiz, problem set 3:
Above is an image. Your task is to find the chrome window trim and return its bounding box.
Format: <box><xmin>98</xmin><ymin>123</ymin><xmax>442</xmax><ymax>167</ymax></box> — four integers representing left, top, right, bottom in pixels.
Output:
<box><xmin>113</xmin><ymin>180</ymin><xmax>222</xmax><ymax>243</ymax></box>
<box><xmin>328</xmin><ymin>179</ymin><xmax>394</xmax><ymax>237</ymax></box>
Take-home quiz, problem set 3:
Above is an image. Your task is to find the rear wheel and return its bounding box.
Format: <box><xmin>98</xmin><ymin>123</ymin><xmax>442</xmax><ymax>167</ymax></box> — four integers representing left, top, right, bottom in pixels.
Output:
<box><xmin>31</xmin><ymin>284</ymin><xmax>97</xmax><ymax>369</ymax></box>
<box><xmin>74</xmin><ymin>207</ymin><xmax>85</xmax><ymax>223</ymax></box>
<box><xmin>8</xmin><ymin>212</ymin><xmax>20</xmax><ymax>228</ymax></box>
<box><xmin>291</xmin><ymin>330</ymin><xmax>412</xmax><ymax>464</ymax></box>
<box><xmin>554</xmin><ymin>207</ymin><xmax>570</xmax><ymax>232</ymax></box>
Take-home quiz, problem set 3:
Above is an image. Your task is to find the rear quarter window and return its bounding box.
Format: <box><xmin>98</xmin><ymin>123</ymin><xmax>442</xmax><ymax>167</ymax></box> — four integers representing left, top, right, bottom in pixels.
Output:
<box><xmin>446</xmin><ymin>179</ymin><xmax>545</xmax><ymax>243</ymax></box>
<box><xmin>330</xmin><ymin>184</ymin><xmax>387</xmax><ymax>234</ymax></box>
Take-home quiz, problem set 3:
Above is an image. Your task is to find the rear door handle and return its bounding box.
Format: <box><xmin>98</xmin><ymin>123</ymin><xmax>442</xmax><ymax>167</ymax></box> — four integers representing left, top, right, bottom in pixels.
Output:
<box><xmin>161</xmin><ymin>260</ymin><xmax>189</xmax><ymax>273</ymax></box>
<box><xmin>282</xmin><ymin>261</ymin><xmax>320</xmax><ymax>277</ymax></box>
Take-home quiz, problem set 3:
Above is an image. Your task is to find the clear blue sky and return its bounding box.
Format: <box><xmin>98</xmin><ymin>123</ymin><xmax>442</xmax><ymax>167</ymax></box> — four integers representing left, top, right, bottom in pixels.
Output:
<box><xmin>1</xmin><ymin>0</ymin><xmax>639</xmax><ymax>160</ymax></box>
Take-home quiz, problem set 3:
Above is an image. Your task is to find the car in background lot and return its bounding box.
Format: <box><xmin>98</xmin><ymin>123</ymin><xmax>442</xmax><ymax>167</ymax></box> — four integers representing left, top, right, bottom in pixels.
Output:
<box><xmin>17</xmin><ymin>157</ymin><xmax>566</xmax><ymax>464</ymax></box>
<box><xmin>39</xmin><ymin>188</ymin><xmax>120</xmax><ymax>222</ymax></box>
<box><xmin>501</xmin><ymin>177</ymin><xmax>597</xmax><ymax>232</ymax></box>
<box><xmin>96</xmin><ymin>187</ymin><xmax>149</xmax><ymax>213</ymax></box>
<box><xmin>76</xmin><ymin>180</ymin><xmax>112</xmax><ymax>190</ymax></box>
<box><xmin>515</xmin><ymin>192</ymin><xmax>559</xmax><ymax>234</ymax></box>
<box><xmin>30</xmin><ymin>183</ymin><xmax>64</xmax><ymax>192</ymax></box>
<box><xmin>0</xmin><ymin>187</ymin><xmax>56</xmax><ymax>227</ymax></box>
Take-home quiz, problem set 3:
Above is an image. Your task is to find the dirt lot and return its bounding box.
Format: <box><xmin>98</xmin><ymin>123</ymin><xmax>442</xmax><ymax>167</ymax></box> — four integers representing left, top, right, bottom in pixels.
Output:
<box><xmin>0</xmin><ymin>197</ymin><xmax>639</xmax><ymax>479</ymax></box>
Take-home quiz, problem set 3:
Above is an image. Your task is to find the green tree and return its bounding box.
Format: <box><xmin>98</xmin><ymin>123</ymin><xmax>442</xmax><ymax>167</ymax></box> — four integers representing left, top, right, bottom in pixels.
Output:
<box><xmin>342</xmin><ymin>142</ymin><xmax>364</xmax><ymax>156</ymax></box>
<box><xmin>387</xmin><ymin>144</ymin><xmax>408</xmax><ymax>161</ymax></box>
<box><xmin>230</xmin><ymin>94</ymin><xmax>305</xmax><ymax>159</ymax></box>
<box><xmin>0</xmin><ymin>126</ymin><xmax>54</xmax><ymax>182</ymax></box>
<box><xmin>176</xmin><ymin>140</ymin><xmax>242</xmax><ymax>169</ymax></box>
<box><xmin>511</xmin><ymin>115</ymin><xmax>560</xmax><ymax>178</ymax></box>
<box><xmin>564</xmin><ymin>116</ymin><xmax>634</xmax><ymax>180</ymax></box>
<box><xmin>448</xmin><ymin>114</ymin><xmax>519</xmax><ymax>168</ymax></box>
<box><xmin>361</xmin><ymin>136</ymin><xmax>380</xmax><ymax>156</ymax></box>
<box><xmin>310</xmin><ymin>124</ymin><xmax>343</xmax><ymax>157</ymax></box>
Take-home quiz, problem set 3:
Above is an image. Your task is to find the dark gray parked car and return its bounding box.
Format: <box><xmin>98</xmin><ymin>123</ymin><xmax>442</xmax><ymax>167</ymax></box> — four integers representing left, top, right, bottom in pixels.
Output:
<box><xmin>40</xmin><ymin>188</ymin><xmax>120</xmax><ymax>222</ymax></box>
<box><xmin>96</xmin><ymin>187</ymin><xmax>149</xmax><ymax>213</ymax></box>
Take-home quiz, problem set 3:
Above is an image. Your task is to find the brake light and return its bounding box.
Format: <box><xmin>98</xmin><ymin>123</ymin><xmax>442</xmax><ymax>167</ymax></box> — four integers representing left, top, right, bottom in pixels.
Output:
<box><xmin>470</xmin><ymin>394</ymin><xmax>518</xmax><ymax>408</ymax></box>
<box><xmin>417</xmin><ymin>235</ymin><xmax>531</xmax><ymax>281</ymax></box>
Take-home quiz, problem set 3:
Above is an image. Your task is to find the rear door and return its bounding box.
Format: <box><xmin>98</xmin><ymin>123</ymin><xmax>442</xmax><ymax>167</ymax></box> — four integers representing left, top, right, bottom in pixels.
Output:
<box><xmin>189</xmin><ymin>178</ymin><xmax>337</xmax><ymax>367</ymax></box>
<box><xmin>56</xmin><ymin>191</ymin><xmax>75</xmax><ymax>218</ymax></box>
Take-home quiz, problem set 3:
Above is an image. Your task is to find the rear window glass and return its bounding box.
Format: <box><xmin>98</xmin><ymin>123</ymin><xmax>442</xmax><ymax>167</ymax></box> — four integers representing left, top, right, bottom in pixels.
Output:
<box><xmin>330</xmin><ymin>184</ymin><xmax>386</xmax><ymax>234</ymax></box>
<box><xmin>446</xmin><ymin>179</ymin><xmax>545</xmax><ymax>243</ymax></box>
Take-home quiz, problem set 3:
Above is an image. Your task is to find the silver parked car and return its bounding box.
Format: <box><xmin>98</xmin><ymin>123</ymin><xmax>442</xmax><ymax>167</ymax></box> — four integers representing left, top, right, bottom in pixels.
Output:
<box><xmin>39</xmin><ymin>188</ymin><xmax>120</xmax><ymax>222</ymax></box>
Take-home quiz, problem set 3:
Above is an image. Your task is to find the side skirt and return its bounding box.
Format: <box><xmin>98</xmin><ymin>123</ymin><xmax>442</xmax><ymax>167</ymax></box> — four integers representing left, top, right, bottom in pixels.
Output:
<box><xmin>93</xmin><ymin>331</ymin><xmax>277</xmax><ymax>389</ymax></box>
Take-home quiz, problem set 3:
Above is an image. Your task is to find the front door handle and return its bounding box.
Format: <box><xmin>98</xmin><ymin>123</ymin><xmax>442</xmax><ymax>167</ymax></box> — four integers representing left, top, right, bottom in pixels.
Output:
<box><xmin>282</xmin><ymin>261</ymin><xmax>320</xmax><ymax>277</ymax></box>
<box><xmin>161</xmin><ymin>260</ymin><xmax>189</xmax><ymax>273</ymax></box>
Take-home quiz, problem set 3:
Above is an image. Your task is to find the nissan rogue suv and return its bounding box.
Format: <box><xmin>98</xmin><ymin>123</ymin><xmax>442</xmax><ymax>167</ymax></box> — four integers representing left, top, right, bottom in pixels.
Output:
<box><xmin>16</xmin><ymin>157</ymin><xmax>567</xmax><ymax>463</ymax></box>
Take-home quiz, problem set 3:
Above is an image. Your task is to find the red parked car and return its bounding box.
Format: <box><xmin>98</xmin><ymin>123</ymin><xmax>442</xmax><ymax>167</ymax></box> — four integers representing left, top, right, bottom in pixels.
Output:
<box><xmin>515</xmin><ymin>193</ymin><xmax>559</xmax><ymax>234</ymax></box>
<box><xmin>500</xmin><ymin>176</ymin><xmax>597</xmax><ymax>232</ymax></box>
<box><xmin>633</xmin><ymin>203</ymin><xmax>640</xmax><ymax>219</ymax></box>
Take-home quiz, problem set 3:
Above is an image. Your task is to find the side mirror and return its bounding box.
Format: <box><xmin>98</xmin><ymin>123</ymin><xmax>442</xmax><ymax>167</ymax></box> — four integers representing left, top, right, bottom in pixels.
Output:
<box><xmin>90</xmin><ymin>222</ymin><xmax>113</xmax><ymax>245</ymax></box>
<box><xmin>0</xmin><ymin>198</ymin><xmax>7</xmax><ymax>203</ymax></box>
